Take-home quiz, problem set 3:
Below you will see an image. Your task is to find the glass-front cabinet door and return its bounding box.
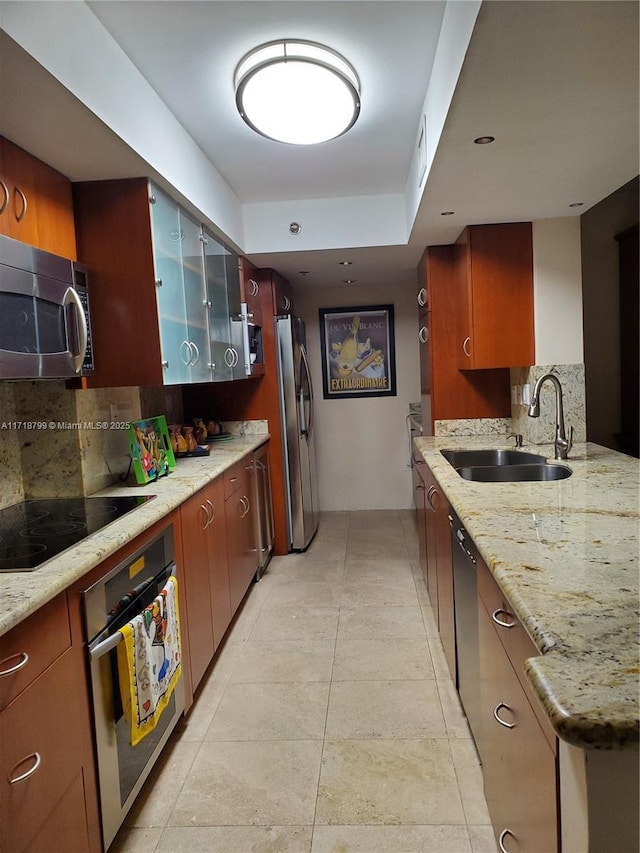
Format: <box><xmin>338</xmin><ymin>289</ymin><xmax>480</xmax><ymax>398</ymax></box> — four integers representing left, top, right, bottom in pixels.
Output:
<box><xmin>149</xmin><ymin>185</ymin><xmax>190</xmax><ymax>385</ymax></box>
<box><xmin>203</xmin><ymin>229</ymin><xmax>234</xmax><ymax>382</ymax></box>
<box><xmin>179</xmin><ymin>210</ymin><xmax>210</xmax><ymax>383</ymax></box>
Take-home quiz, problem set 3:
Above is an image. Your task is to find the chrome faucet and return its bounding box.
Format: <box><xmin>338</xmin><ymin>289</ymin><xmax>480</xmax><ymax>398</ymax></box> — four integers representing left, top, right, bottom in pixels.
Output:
<box><xmin>528</xmin><ymin>373</ymin><xmax>573</xmax><ymax>459</ymax></box>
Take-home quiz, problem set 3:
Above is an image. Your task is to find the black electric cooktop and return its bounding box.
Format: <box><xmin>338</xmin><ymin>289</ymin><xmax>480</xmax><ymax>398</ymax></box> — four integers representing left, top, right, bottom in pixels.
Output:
<box><xmin>0</xmin><ymin>496</ymin><xmax>155</xmax><ymax>572</ymax></box>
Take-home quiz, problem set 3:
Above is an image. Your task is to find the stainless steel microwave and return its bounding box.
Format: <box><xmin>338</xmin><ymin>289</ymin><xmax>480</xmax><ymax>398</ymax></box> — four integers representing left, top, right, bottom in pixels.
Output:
<box><xmin>0</xmin><ymin>234</ymin><xmax>94</xmax><ymax>379</ymax></box>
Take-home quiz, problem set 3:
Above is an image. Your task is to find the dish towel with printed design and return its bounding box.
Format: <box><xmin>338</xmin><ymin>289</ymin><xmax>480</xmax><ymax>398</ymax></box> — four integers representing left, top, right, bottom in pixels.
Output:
<box><xmin>117</xmin><ymin>575</ymin><xmax>182</xmax><ymax>746</ymax></box>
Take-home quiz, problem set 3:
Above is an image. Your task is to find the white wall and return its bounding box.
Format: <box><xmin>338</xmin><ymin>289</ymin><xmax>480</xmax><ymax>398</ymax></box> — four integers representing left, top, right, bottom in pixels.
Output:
<box><xmin>532</xmin><ymin>217</ymin><xmax>584</xmax><ymax>364</ymax></box>
<box><xmin>295</xmin><ymin>281</ymin><xmax>420</xmax><ymax>511</ymax></box>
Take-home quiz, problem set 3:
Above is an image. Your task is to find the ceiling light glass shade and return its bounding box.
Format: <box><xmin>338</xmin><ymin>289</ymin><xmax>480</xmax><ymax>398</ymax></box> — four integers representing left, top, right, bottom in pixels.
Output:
<box><xmin>234</xmin><ymin>40</ymin><xmax>361</xmax><ymax>145</ymax></box>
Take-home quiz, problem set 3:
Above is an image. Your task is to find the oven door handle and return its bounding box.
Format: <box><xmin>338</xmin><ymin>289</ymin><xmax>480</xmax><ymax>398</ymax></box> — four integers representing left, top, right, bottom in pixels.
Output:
<box><xmin>89</xmin><ymin>630</ymin><xmax>124</xmax><ymax>661</ymax></box>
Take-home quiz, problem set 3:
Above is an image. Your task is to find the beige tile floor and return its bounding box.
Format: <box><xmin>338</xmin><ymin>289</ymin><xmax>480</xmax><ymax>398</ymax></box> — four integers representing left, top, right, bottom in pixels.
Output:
<box><xmin>111</xmin><ymin>510</ymin><xmax>499</xmax><ymax>853</ymax></box>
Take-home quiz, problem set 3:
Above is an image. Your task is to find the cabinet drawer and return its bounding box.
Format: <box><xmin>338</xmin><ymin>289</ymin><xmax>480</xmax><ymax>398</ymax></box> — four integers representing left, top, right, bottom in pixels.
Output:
<box><xmin>478</xmin><ymin>561</ymin><xmax>556</xmax><ymax>750</ymax></box>
<box><xmin>0</xmin><ymin>594</ymin><xmax>71</xmax><ymax>710</ymax></box>
<box><xmin>224</xmin><ymin>459</ymin><xmax>251</xmax><ymax>498</ymax></box>
<box><xmin>0</xmin><ymin>648</ymin><xmax>85</xmax><ymax>852</ymax></box>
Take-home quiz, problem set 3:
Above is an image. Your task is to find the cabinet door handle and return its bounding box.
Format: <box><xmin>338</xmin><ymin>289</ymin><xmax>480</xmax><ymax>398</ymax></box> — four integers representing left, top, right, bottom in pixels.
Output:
<box><xmin>249</xmin><ymin>279</ymin><xmax>259</xmax><ymax>297</ymax></box>
<box><xmin>498</xmin><ymin>828</ymin><xmax>516</xmax><ymax>853</ymax></box>
<box><xmin>9</xmin><ymin>752</ymin><xmax>41</xmax><ymax>784</ymax></box>
<box><xmin>0</xmin><ymin>179</ymin><xmax>8</xmax><ymax>215</ymax></box>
<box><xmin>492</xmin><ymin>609</ymin><xmax>515</xmax><ymax>629</ymax></box>
<box><xmin>180</xmin><ymin>340</ymin><xmax>192</xmax><ymax>366</ymax></box>
<box><xmin>14</xmin><ymin>186</ymin><xmax>27</xmax><ymax>223</ymax></box>
<box><xmin>462</xmin><ymin>336</ymin><xmax>471</xmax><ymax>358</ymax></box>
<box><xmin>417</xmin><ymin>286</ymin><xmax>427</xmax><ymax>307</ymax></box>
<box><xmin>224</xmin><ymin>347</ymin><xmax>235</xmax><ymax>368</ymax></box>
<box><xmin>282</xmin><ymin>295</ymin><xmax>291</xmax><ymax>311</ymax></box>
<box><xmin>0</xmin><ymin>651</ymin><xmax>29</xmax><ymax>677</ymax></box>
<box><xmin>205</xmin><ymin>499</ymin><xmax>214</xmax><ymax>522</ymax></box>
<box><xmin>200</xmin><ymin>503</ymin><xmax>210</xmax><ymax>530</ymax></box>
<box><xmin>418</xmin><ymin>325</ymin><xmax>428</xmax><ymax>344</ymax></box>
<box><xmin>493</xmin><ymin>702</ymin><xmax>515</xmax><ymax>729</ymax></box>
<box><xmin>415</xmin><ymin>483</ymin><xmax>425</xmax><ymax>491</ymax></box>
<box><xmin>189</xmin><ymin>341</ymin><xmax>200</xmax><ymax>366</ymax></box>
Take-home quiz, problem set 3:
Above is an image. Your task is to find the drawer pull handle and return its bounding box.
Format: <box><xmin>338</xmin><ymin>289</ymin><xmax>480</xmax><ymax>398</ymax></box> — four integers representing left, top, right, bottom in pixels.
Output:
<box><xmin>498</xmin><ymin>828</ymin><xmax>515</xmax><ymax>853</ymax></box>
<box><xmin>9</xmin><ymin>752</ymin><xmax>41</xmax><ymax>784</ymax></box>
<box><xmin>493</xmin><ymin>702</ymin><xmax>515</xmax><ymax>729</ymax></box>
<box><xmin>0</xmin><ymin>651</ymin><xmax>29</xmax><ymax>677</ymax></box>
<box><xmin>492</xmin><ymin>609</ymin><xmax>515</xmax><ymax>629</ymax></box>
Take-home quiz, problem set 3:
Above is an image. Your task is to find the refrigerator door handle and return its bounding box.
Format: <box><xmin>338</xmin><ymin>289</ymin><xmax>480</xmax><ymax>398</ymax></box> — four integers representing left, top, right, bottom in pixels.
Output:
<box><xmin>299</xmin><ymin>342</ymin><xmax>314</xmax><ymax>438</ymax></box>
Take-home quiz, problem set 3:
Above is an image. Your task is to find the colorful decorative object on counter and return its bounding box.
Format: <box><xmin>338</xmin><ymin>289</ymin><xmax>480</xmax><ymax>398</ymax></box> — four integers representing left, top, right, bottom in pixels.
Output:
<box><xmin>127</xmin><ymin>416</ymin><xmax>176</xmax><ymax>484</ymax></box>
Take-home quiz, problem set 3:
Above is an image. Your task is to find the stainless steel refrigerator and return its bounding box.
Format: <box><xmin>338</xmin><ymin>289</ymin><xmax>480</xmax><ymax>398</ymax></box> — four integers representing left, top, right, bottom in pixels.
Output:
<box><xmin>275</xmin><ymin>315</ymin><xmax>319</xmax><ymax>551</ymax></box>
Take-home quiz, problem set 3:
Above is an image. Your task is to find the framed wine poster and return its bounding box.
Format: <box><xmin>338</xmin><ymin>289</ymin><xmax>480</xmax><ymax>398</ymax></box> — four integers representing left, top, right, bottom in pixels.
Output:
<box><xmin>318</xmin><ymin>304</ymin><xmax>396</xmax><ymax>400</ymax></box>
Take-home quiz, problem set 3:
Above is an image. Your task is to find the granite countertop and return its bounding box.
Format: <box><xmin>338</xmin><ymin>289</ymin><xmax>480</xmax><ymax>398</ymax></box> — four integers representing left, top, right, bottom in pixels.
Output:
<box><xmin>0</xmin><ymin>434</ymin><xmax>268</xmax><ymax>638</ymax></box>
<box><xmin>414</xmin><ymin>434</ymin><xmax>639</xmax><ymax>751</ymax></box>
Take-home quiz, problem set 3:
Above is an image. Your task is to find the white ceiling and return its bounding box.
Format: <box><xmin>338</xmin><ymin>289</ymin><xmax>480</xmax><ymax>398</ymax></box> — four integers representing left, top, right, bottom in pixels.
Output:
<box><xmin>0</xmin><ymin>1</ymin><xmax>638</xmax><ymax>290</ymax></box>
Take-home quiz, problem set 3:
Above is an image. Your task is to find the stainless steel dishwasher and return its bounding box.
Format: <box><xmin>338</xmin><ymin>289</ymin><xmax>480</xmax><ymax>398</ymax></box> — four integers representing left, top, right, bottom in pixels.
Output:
<box><xmin>253</xmin><ymin>442</ymin><xmax>274</xmax><ymax>578</ymax></box>
<box><xmin>449</xmin><ymin>508</ymin><xmax>482</xmax><ymax>753</ymax></box>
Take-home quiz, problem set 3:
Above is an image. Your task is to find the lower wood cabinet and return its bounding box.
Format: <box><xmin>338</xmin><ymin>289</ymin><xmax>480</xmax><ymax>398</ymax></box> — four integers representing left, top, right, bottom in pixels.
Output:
<box><xmin>224</xmin><ymin>459</ymin><xmax>258</xmax><ymax>614</ymax></box>
<box><xmin>478</xmin><ymin>564</ymin><xmax>558</xmax><ymax>853</ymax></box>
<box><xmin>180</xmin><ymin>476</ymin><xmax>231</xmax><ymax>694</ymax></box>
<box><xmin>414</xmin><ymin>452</ymin><xmax>456</xmax><ymax>684</ymax></box>
<box><xmin>0</xmin><ymin>637</ymin><xmax>99</xmax><ymax>852</ymax></box>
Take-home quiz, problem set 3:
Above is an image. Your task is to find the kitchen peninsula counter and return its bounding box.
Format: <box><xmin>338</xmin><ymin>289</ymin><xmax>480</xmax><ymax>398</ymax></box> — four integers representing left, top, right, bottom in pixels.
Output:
<box><xmin>414</xmin><ymin>435</ymin><xmax>639</xmax><ymax>751</ymax></box>
<box><xmin>0</xmin><ymin>434</ymin><xmax>269</xmax><ymax>637</ymax></box>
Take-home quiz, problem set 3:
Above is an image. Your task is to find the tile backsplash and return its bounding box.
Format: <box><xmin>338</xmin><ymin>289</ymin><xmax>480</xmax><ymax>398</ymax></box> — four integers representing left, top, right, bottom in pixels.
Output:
<box><xmin>0</xmin><ymin>382</ymin><xmax>184</xmax><ymax>509</ymax></box>
<box><xmin>510</xmin><ymin>363</ymin><xmax>586</xmax><ymax>445</ymax></box>
<box><xmin>433</xmin><ymin>363</ymin><xmax>586</xmax><ymax>447</ymax></box>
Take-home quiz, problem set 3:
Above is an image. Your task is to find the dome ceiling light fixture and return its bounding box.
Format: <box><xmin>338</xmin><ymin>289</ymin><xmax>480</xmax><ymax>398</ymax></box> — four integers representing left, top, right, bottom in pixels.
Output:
<box><xmin>234</xmin><ymin>40</ymin><xmax>361</xmax><ymax>145</ymax></box>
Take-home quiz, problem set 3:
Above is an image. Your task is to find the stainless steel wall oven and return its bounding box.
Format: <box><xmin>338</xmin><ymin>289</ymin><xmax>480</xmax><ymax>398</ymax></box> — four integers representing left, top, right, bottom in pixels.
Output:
<box><xmin>82</xmin><ymin>525</ymin><xmax>184</xmax><ymax>850</ymax></box>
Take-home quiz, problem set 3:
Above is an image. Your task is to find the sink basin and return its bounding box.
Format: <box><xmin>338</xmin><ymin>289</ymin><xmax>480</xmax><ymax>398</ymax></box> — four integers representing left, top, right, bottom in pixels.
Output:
<box><xmin>441</xmin><ymin>448</ymin><xmax>547</xmax><ymax>468</ymax></box>
<box><xmin>457</xmin><ymin>463</ymin><xmax>572</xmax><ymax>482</ymax></box>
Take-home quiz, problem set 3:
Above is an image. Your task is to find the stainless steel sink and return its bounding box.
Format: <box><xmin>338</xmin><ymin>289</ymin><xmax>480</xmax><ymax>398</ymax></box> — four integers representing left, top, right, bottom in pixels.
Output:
<box><xmin>440</xmin><ymin>448</ymin><xmax>547</xmax><ymax>468</ymax></box>
<box><xmin>457</xmin><ymin>463</ymin><xmax>572</xmax><ymax>482</ymax></box>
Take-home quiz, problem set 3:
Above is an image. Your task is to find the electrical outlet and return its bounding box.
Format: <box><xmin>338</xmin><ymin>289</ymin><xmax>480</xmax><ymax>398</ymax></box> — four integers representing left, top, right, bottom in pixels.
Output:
<box><xmin>522</xmin><ymin>384</ymin><xmax>531</xmax><ymax>405</ymax></box>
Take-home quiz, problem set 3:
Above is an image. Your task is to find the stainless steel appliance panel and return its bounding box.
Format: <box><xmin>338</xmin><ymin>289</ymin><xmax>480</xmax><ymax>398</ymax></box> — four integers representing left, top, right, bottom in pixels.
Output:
<box><xmin>253</xmin><ymin>442</ymin><xmax>274</xmax><ymax>577</ymax></box>
<box><xmin>276</xmin><ymin>315</ymin><xmax>319</xmax><ymax>551</ymax></box>
<box><xmin>83</xmin><ymin>525</ymin><xmax>184</xmax><ymax>850</ymax></box>
<box><xmin>0</xmin><ymin>234</ymin><xmax>91</xmax><ymax>379</ymax></box>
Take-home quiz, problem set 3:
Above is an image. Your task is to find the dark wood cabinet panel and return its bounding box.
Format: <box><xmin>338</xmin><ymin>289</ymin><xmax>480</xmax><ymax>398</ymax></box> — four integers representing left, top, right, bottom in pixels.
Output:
<box><xmin>0</xmin><ymin>648</ymin><xmax>97</xmax><ymax>853</ymax></box>
<box><xmin>73</xmin><ymin>178</ymin><xmax>163</xmax><ymax>388</ymax></box>
<box><xmin>239</xmin><ymin>256</ymin><xmax>263</xmax><ymax>329</ymax></box>
<box><xmin>225</xmin><ymin>460</ymin><xmax>258</xmax><ymax>614</ymax></box>
<box><xmin>0</xmin><ymin>137</ymin><xmax>77</xmax><ymax>258</ymax></box>
<box><xmin>478</xmin><ymin>598</ymin><xmax>558</xmax><ymax>853</ymax></box>
<box><xmin>455</xmin><ymin>223</ymin><xmax>534</xmax><ymax>370</ymax></box>
<box><xmin>180</xmin><ymin>476</ymin><xmax>231</xmax><ymax>695</ymax></box>
<box><xmin>418</xmin><ymin>246</ymin><xmax>511</xmax><ymax>434</ymax></box>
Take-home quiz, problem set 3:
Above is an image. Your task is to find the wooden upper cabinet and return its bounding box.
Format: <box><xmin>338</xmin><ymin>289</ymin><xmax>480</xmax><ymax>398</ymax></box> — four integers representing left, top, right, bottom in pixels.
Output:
<box><xmin>454</xmin><ymin>223</ymin><xmax>534</xmax><ymax>370</ymax></box>
<box><xmin>419</xmin><ymin>245</ymin><xmax>511</xmax><ymax>432</ymax></box>
<box><xmin>239</xmin><ymin>256</ymin><xmax>263</xmax><ymax>328</ymax></box>
<box><xmin>271</xmin><ymin>269</ymin><xmax>292</xmax><ymax>315</ymax></box>
<box><xmin>0</xmin><ymin>137</ymin><xmax>76</xmax><ymax>259</ymax></box>
<box><xmin>73</xmin><ymin>178</ymin><xmax>163</xmax><ymax>388</ymax></box>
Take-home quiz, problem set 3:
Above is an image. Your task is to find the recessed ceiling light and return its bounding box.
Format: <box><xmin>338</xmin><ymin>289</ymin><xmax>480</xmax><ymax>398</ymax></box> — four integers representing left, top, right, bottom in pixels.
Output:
<box><xmin>440</xmin><ymin>211</ymin><xmax>455</xmax><ymax>216</ymax></box>
<box><xmin>569</xmin><ymin>202</ymin><xmax>584</xmax><ymax>208</ymax></box>
<box><xmin>299</xmin><ymin>271</ymin><xmax>309</xmax><ymax>276</ymax></box>
<box><xmin>338</xmin><ymin>260</ymin><xmax>353</xmax><ymax>266</ymax></box>
<box><xmin>473</xmin><ymin>136</ymin><xmax>495</xmax><ymax>145</ymax></box>
<box><xmin>342</xmin><ymin>279</ymin><xmax>357</xmax><ymax>284</ymax></box>
<box><xmin>234</xmin><ymin>40</ymin><xmax>360</xmax><ymax>145</ymax></box>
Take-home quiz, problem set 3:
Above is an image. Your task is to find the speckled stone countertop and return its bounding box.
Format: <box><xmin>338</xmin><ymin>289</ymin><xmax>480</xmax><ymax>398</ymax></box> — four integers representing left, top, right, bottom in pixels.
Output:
<box><xmin>0</xmin><ymin>435</ymin><xmax>268</xmax><ymax>638</ymax></box>
<box><xmin>414</xmin><ymin>435</ymin><xmax>639</xmax><ymax>751</ymax></box>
